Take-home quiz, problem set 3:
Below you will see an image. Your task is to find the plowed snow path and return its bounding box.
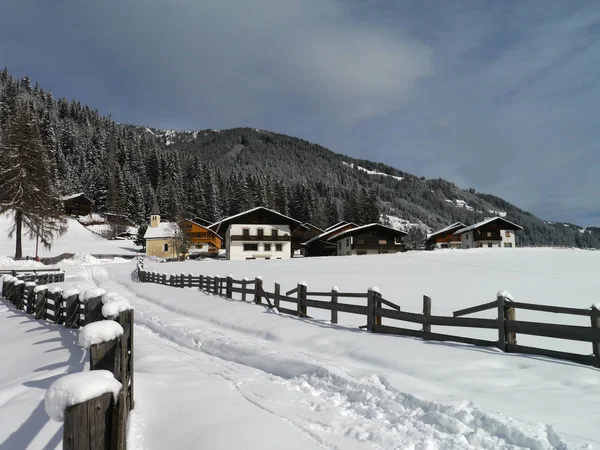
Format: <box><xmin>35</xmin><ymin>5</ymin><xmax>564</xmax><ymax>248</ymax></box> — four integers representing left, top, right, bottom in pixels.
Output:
<box><xmin>81</xmin><ymin>263</ymin><xmax>584</xmax><ymax>450</ymax></box>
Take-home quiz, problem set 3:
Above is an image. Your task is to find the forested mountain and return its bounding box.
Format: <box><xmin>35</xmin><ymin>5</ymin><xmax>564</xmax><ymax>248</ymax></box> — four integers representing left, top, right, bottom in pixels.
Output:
<box><xmin>1</xmin><ymin>69</ymin><xmax>598</xmax><ymax>248</ymax></box>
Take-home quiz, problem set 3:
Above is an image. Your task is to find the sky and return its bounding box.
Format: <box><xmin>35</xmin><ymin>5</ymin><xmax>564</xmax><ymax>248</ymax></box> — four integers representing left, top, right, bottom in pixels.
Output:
<box><xmin>1</xmin><ymin>1</ymin><xmax>599</xmax><ymax>225</ymax></box>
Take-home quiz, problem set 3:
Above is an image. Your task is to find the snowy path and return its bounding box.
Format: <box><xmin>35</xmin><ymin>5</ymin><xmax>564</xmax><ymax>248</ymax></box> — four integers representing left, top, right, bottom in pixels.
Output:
<box><xmin>81</xmin><ymin>262</ymin><xmax>591</xmax><ymax>450</ymax></box>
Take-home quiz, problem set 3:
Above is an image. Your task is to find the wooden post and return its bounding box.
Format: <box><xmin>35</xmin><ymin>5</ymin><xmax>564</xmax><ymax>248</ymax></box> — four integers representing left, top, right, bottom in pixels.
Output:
<box><xmin>180</xmin><ymin>273</ymin><xmax>185</xmax><ymax>288</ymax></box>
<box><xmin>162</xmin><ymin>274</ymin><xmax>166</xmax><ymax>285</ymax></box>
<box><xmin>423</xmin><ymin>295</ymin><xmax>432</xmax><ymax>334</ymax></box>
<box><xmin>367</xmin><ymin>289</ymin><xmax>375</xmax><ymax>332</ymax></box>
<box><xmin>504</xmin><ymin>300</ymin><xmax>516</xmax><ymax>345</ymax></box>
<box><xmin>374</xmin><ymin>291</ymin><xmax>382</xmax><ymax>326</ymax></box>
<box><xmin>63</xmin><ymin>392</ymin><xmax>116</xmax><ymax>450</ymax></box>
<box><xmin>497</xmin><ymin>295</ymin><xmax>506</xmax><ymax>352</ymax></box>
<box><xmin>199</xmin><ymin>274</ymin><xmax>204</xmax><ymax>291</ymax></box>
<box><xmin>296</xmin><ymin>283</ymin><xmax>306</xmax><ymax>316</ymax></box>
<box><xmin>254</xmin><ymin>277</ymin><xmax>262</xmax><ymax>304</ymax></box>
<box><xmin>591</xmin><ymin>304</ymin><xmax>600</xmax><ymax>358</ymax></box>
<box><xmin>331</xmin><ymin>287</ymin><xmax>338</xmax><ymax>324</ymax></box>
<box><xmin>274</xmin><ymin>283</ymin><xmax>281</xmax><ymax>309</ymax></box>
<box><xmin>214</xmin><ymin>276</ymin><xmax>219</xmax><ymax>295</ymax></box>
<box><xmin>13</xmin><ymin>282</ymin><xmax>25</xmax><ymax>309</ymax></box>
<box><xmin>34</xmin><ymin>288</ymin><xmax>48</xmax><ymax>320</ymax></box>
<box><xmin>84</xmin><ymin>295</ymin><xmax>104</xmax><ymax>326</ymax></box>
<box><xmin>188</xmin><ymin>273</ymin><xmax>193</xmax><ymax>288</ymax></box>
<box><xmin>63</xmin><ymin>293</ymin><xmax>80</xmax><ymax>328</ymax></box>
<box><xmin>226</xmin><ymin>276</ymin><xmax>233</xmax><ymax>299</ymax></box>
<box><xmin>23</xmin><ymin>284</ymin><xmax>35</xmax><ymax>313</ymax></box>
<box><xmin>90</xmin><ymin>338</ymin><xmax>120</xmax><ymax>378</ymax></box>
<box><xmin>241</xmin><ymin>279</ymin><xmax>247</xmax><ymax>302</ymax></box>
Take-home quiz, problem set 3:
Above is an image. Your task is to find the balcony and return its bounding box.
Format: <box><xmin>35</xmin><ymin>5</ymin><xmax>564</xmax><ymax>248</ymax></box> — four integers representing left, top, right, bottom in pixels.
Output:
<box><xmin>230</xmin><ymin>235</ymin><xmax>290</xmax><ymax>242</ymax></box>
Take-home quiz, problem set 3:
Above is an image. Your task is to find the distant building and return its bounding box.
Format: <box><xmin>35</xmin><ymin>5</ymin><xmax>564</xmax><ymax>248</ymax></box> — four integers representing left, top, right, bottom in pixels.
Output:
<box><xmin>143</xmin><ymin>200</ymin><xmax>178</xmax><ymax>258</ymax></box>
<box><xmin>426</xmin><ymin>222</ymin><xmax>466</xmax><ymax>250</ymax></box>
<box><xmin>61</xmin><ymin>193</ymin><xmax>93</xmax><ymax>216</ymax></box>
<box><xmin>209</xmin><ymin>207</ymin><xmax>303</xmax><ymax>260</ymax></box>
<box><xmin>453</xmin><ymin>217</ymin><xmax>523</xmax><ymax>249</ymax></box>
<box><xmin>328</xmin><ymin>223</ymin><xmax>407</xmax><ymax>256</ymax></box>
<box><xmin>178</xmin><ymin>218</ymin><xmax>222</xmax><ymax>255</ymax></box>
<box><xmin>302</xmin><ymin>222</ymin><xmax>357</xmax><ymax>257</ymax></box>
<box><xmin>292</xmin><ymin>222</ymin><xmax>324</xmax><ymax>256</ymax></box>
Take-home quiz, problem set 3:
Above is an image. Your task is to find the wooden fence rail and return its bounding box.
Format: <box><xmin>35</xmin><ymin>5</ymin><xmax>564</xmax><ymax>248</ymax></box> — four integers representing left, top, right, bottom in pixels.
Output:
<box><xmin>1</xmin><ymin>273</ymin><xmax>134</xmax><ymax>450</ymax></box>
<box><xmin>137</xmin><ymin>264</ymin><xmax>600</xmax><ymax>369</ymax></box>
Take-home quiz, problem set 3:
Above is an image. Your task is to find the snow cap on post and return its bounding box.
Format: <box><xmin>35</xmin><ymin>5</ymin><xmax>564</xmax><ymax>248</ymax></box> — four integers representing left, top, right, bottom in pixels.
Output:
<box><xmin>33</xmin><ymin>285</ymin><xmax>48</xmax><ymax>294</ymax></box>
<box><xmin>369</xmin><ymin>286</ymin><xmax>381</xmax><ymax>294</ymax></box>
<box><xmin>102</xmin><ymin>291</ymin><xmax>120</xmax><ymax>304</ymax></box>
<box><xmin>51</xmin><ymin>287</ymin><xmax>63</xmax><ymax>294</ymax></box>
<box><xmin>497</xmin><ymin>290</ymin><xmax>514</xmax><ymax>301</ymax></box>
<box><xmin>80</xmin><ymin>287</ymin><xmax>106</xmax><ymax>303</ymax></box>
<box><xmin>332</xmin><ymin>286</ymin><xmax>339</xmax><ymax>292</ymax></box>
<box><xmin>44</xmin><ymin>370</ymin><xmax>122</xmax><ymax>422</ymax></box>
<box><xmin>63</xmin><ymin>288</ymin><xmax>80</xmax><ymax>298</ymax></box>
<box><xmin>78</xmin><ymin>321</ymin><xmax>124</xmax><ymax>348</ymax></box>
<box><xmin>102</xmin><ymin>298</ymin><xmax>133</xmax><ymax>319</ymax></box>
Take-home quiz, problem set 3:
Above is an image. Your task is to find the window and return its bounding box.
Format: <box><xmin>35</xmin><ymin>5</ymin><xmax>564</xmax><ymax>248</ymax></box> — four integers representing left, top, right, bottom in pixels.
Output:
<box><xmin>257</xmin><ymin>228</ymin><xmax>264</xmax><ymax>238</ymax></box>
<box><xmin>272</xmin><ymin>229</ymin><xmax>278</xmax><ymax>238</ymax></box>
<box><xmin>242</xmin><ymin>228</ymin><xmax>250</xmax><ymax>237</ymax></box>
<box><xmin>338</xmin><ymin>241</ymin><xmax>342</xmax><ymax>248</ymax></box>
<box><xmin>487</xmin><ymin>232</ymin><xmax>492</xmax><ymax>237</ymax></box>
<box><xmin>378</xmin><ymin>239</ymin><xmax>387</xmax><ymax>245</ymax></box>
<box><xmin>243</xmin><ymin>243</ymin><xmax>258</xmax><ymax>251</ymax></box>
<box><xmin>505</xmin><ymin>231</ymin><xmax>511</xmax><ymax>237</ymax></box>
<box><xmin>504</xmin><ymin>243</ymin><xmax>513</xmax><ymax>248</ymax></box>
<box><xmin>346</xmin><ymin>238</ymin><xmax>350</xmax><ymax>246</ymax></box>
<box><xmin>357</xmin><ymin>239</ymin><xmax>365</xmax><ymax>244</ymax></box>
<box><xmin>487</xmin><ymin>243</ymin><xmax>493</xmax><ymax>248</ymax></box>
<box><xmin>275</xmin><ymin>243</ymin><xmax>283</xmax><ymax>252</ymax></box>
<box><xmin>163</xmin><ymin>243</ymin><xmax>169</xmax><ymax>252</ymax></box>
<box><xmin>264</xmin><ymin>243</ymin><xmax>271</xmax><ymax>252</ymax></box>
<box><xmin>196</xmin><ymin>244</ymin><xmax>203</xmax><ymax>249</ymax></box>
<box><xmin>441</xmin><ymin>244</ymin><xmax>448</xmax><ymax>249</ymax></box>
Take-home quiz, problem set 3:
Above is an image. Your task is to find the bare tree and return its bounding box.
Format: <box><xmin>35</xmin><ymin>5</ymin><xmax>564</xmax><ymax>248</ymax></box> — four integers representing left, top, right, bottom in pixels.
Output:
<box><xmin>403</xmin><ymin>226</ymin><xmax>427</xmax><ymax>251</ymax></box>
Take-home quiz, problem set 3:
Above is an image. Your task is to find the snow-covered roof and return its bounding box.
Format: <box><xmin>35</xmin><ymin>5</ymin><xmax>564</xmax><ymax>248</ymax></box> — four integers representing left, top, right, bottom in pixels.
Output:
<box><xmin>179</xmin><ymin>218</ymin><xmax>223</xmax><ymax>240</ymax></box>
<box><xmin>427</xmin><ymin>222</ymin><xmax>466</xmax><ymax>241</ymax></box>
<box><xmin>324</xmin><ymin>221</ymin><xmax>349</xmax><ymax>232</ymax></box>
<box><xmin>144</xmin><ymin>222</ymin><xmax>177</xmax><ymax>239</ymax></box>
<box><xmin>209</xmin><ymin>207</ymin><xmax>302</xmax><ymax>233</ymax></box>
<box><xmin>453</xmin><ymin>217</ymin><xmax>523</xmax><ymax>235</ymax></box>
<box><xmin>303</xmin><ymin>222</ymin><xmax>357</xmax><ymax>246</ymax></box>
<box><xmin>60</xmin><ymin>193</ymin><xmax>90</xmax><ymax>202</ymax></box>
<box><xmin>326</xmin><ymin>223</ymin><xmax>408</xmax><ymax>241</ymax></box>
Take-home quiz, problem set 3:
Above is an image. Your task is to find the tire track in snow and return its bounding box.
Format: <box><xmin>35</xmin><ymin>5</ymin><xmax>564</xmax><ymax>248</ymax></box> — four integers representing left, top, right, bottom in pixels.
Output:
<box><xmin>90</xmin><ymin>265</ymin><xmax>575</xmax><ymax>450</ymax></box>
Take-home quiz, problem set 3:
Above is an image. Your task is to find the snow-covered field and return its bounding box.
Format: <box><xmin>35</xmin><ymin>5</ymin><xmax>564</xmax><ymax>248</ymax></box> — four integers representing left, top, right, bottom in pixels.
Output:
<box><xmin>0</xmin><ymin>213</ymin><xmax>141</xmax><ymax>258</ymax></box>
<box><xmin>2</xmin><ymin>248</ymin><xmax>600</xmax><ymax>449</ymax></box>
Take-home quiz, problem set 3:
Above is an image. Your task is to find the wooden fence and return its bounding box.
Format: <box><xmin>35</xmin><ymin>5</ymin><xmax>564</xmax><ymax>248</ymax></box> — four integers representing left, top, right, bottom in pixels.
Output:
<box><xmin>1</xmin><ymin>274</ymin><xmax>134</xmax><ymax>450</ymax></box>
<box><xmin>138</xmin><ymin>265</ymin><xmax>600</xmax><ymax>369</ymax></box>
<box><xmin>0</xmin><ymin>268</ymin><xmax>65</xmax><ymax>283</ymax></box>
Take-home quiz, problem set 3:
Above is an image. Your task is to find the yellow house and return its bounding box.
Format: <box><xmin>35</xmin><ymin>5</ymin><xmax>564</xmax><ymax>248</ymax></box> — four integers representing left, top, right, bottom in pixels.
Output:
<box><xmin>144</xmin><ymin>200</ymin><xmax>180</xmax><ymax>259</ymax></box>
<box><xmin>178</xmin><ymin>218</ymin><xmax>222</xmax><ymax>255</ymax></box>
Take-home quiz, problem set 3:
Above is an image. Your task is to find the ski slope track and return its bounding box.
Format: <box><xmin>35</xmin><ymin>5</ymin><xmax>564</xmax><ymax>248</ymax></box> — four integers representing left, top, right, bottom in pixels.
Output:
<box><xmin>86</xmin><ymin>263</ymin><xmax>577</xmax><ymax>450</ymax></box>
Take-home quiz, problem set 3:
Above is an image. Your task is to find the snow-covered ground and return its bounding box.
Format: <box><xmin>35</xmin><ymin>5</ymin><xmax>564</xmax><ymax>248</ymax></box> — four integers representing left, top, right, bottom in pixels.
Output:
<box><xmin>2</xmin><ymin>249</ymin><xmax>600</xmax><ymax>449</ymax></box>
<box><xmin>0</xmin><ymin>213</ymin><xmax>141</xmax><ymax>258</ymax></box>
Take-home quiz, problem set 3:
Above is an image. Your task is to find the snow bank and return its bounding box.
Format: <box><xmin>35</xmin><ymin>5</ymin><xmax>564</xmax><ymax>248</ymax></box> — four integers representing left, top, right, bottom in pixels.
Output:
<box><xmin>78</xmin><ymin>321</ymin><xmax>124</xmax><ymax>348</ymax></box>
<box><xmin>0</xmin><ymin>255</ymin><xmax>45</xmax><ymax>269</ymax></box>
<box><xmin>102</xmin><ymin>298</ymin><xmax>133</xmax><ymax>318</ymax></box>
<box><xmin>497</xmin><ymin>290</ymin><xmax>514</xmax><ymax>301</ymax></box>
<box><xmin>33</xmin><ymin>285</ymin><xmax>48</xmax><ymax>294</ymax></box>
<box><xmin>80</xmin><ymin>287</ymin><xmax>106</xmax><ymax>302</ymax></box>
<box><xmin>44</xmin><ymin>370</ymin><xmax>122</xmax><ymax>422</ymax></box>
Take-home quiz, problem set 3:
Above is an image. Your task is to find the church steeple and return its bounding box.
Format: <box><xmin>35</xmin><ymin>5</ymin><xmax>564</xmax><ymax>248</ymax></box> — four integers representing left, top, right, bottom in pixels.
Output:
<box><xmin>150</xmin><ymin>198</ymin><xmax>160</xmax><ymax>228</ymax></box>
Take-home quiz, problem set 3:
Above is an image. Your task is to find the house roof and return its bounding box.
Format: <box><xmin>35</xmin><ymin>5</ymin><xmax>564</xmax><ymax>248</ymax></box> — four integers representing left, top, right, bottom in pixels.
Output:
<box><xmin>453</xmin><ymin>217</ymin><xmax>523</xmax><ymax>235</ymax></box>
<box><xmin>191</xmin><ymin>216</ymin><xmax>212</xmax><ymax>227</ymax></box>
<box><xmin>209</xmin><ymin>207</ymin><xmax>303</xmax><ymax>234</ymax></box>
<box><xmin>324</xmin><ymin>221</ymin><xmax>349</xmax><ymax>232</ymax></box>
<box><xmin>327</xmin><ymin>223</ymin><xmax>408</xmax><ymax>241</ymax></box>
<box><xmin>61</xmin><ymin>192</ymin><xmax>92</xmax><ymax>203</ymax></box>
<box><xmin>302</xmin><ymin>222</ymin><xmax>324</xmax><ymax>233</ymax></box>
<box><xmin>303</xmin><ymin>222</ymin><xmax>357</xmax><ymax>246</ymax></box>
<box><xmin>426</xmin><ymin>222</ymin><xmax>466</xmax><ymax>241</ymax></box>
<box><xmin>144</xmin><ymin>222</ymin><xmax>177</xmax><ymax>239</ymax></box>
<box><xmin>178</xmin><ymin>218</ymin><xmax>223</xmax><ymax>240</ymax></box>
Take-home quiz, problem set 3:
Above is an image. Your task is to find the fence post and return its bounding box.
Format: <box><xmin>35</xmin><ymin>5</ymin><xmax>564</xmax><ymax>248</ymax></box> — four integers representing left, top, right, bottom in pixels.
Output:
<box><xmin>35</xmin><ymin>287</ymin><xmax>48</xmax><ymax>320</ymax></box>
<box><xmin>423</xmin><ymin>295</ymin><xmax>431</xmax><ymax>334</ymax></box>
<box><xmin>83</xmin><ymin>294</ymin><xmax>104</xmax><ymax>326</ymax></box>
<box><xmin>296</xmin><ymin>283</ymin><xmax>306</xmax><ymax>316</ymax></box>
<box><xmin>591</xmin><ymin>304</ymin><xmax>600</xmax><ymax>358</ymax></box>
<box><xmin>226</xmin><ymin>276</ymin><xmax>233</xmax><ymax>299</ymax></box>
<box><xmin>331</xmin><ymin>287</ymin><xmax>338</xmax><ymax>324</ymax></box>
<box><xmin>90</xmin><ymin>338</ymin><xmax>120</xmax><ymax>378</ymax></box>
<box><xmin>63</xmin><ymin>292</ymin><xmax>80</xmax><ymax>328</ymax></box>
<box><xmin>23</xmin><ymin>284</ymin><xmax>35</xmax><ymax>313</ymax></box>
<box><xmin>497</xmin><ymin>294</ymin><xmax>506</xmax><ymax>352</ymax></box>
<box><xmin>367</xmin><ymin>289</ymin><xmax>375</xmax><ymax>332</ymax></box>
<box><xmin>374</xmin><ymin>290</ymin><xmax>382</xmax><ymax>327</ymax></box>
<box><xmin>214</xmin><ymin>276</ymin><xmax>219</xmax><ymax>295</ymax></box>
<box><xmin>274</xmin><ymin>283</ymin><xmax>280</xmax><ymax>309</ymax></box>
<box><xmin>188</xmin><ymin>273</ymin><xmax>193</xmax><ymax>288</ymax></box>
<box><xmin>504</xmin><ymin>300</ymin><xmax>516</xmax><ymax>345</ymax></box>
<box><xmin>254</xmin><ymin>277</ymin><xmax>262</xmax><ymax>304</ymax></box>
<box><xmin>241</xmin><ymin>279</ymin><xmax>247</xmax><ymax>302</ymax></box>
<box><xmin>169</xmin><ymin>274</ymin><xmax>175</xmax><ymax>287</ymax></box>
<box><xmin>13</xmin><ymin>282</ymin><xmax>25</xmax><ymax>309</ymax></box>
<box><xmin>199</xmin><ymin>274</ymin><xmax>204</xmax><ymax>291</ymax></box>
<box><xmin>63</xmin><ymin>392</ymin><xmax>120</xmax><ymax>450</ymax></box>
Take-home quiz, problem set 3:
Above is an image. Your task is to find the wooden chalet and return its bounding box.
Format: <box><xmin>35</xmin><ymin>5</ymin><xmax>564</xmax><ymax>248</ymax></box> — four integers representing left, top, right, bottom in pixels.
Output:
<box><xmin>453</xmin><ymin>217</ymin><xmax>523</xmax><ymax>249</ymax></box>
<box><xmin>328</xmin><ymin>223</ymin><xmax>407</xmax><ymax>256</ymax></box>
<box><xmin>426</xmin><ymin>222</ymin><xmax>465</xmax><ymax>250</ymax></box>
<box><xmin>61</xmin><ymin>193</ymin><xmax>93</xmax><ymax>216</ymax></box>
<box><xmin>292</xmin><ymin>222</ymin><xmax>324</xmax><ymax>256</ymax></box>
<box><xmin>191</xmin><ymin>217</ymin><xmax>213</xmax><ymax>227</ymax></box>
<box><xmin>209</xmin><ymin>207</ymin><xmax>303</xmax><ymax>260</ymax></box>
<box><xmin>302</xmin><ymin>222</ymin><xmax>356</xmax><ymax>257</ymax></box>
<box><xmin>178</xmin><ymin>218</ymin><xmax>222</xmax><ymax>255</ymax></box>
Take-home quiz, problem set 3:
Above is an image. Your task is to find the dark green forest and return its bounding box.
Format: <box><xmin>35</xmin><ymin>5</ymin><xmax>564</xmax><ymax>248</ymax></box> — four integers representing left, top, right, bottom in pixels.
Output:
<box><xmin>1</xmin><ymin>69</ymin><xmax>598</xmax><ymax>248</ymax></box>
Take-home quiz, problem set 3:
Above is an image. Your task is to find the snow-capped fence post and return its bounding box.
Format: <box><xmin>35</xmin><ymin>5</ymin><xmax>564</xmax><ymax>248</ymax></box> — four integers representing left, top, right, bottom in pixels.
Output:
<box><xmin>423</xmin><ymin>296</ymin><xmax>432</xmax><ymax>334</ymax></box>
<box><xmin>23</xmin><ymin>283</ymin><xmax>35</xmax><ymax>312</ymax></box>
<box><xmin>188</xmin><ymin>273</ymin><xmax>193</xmax><ymax>288</ymax></box>
<box><xmin>226</xmin><ymin>276</ymin><xmax>233</xmax><ymax>299</ymax></box>
<box><xmin>162</xmin><ymin>273</ymin><xmax>167</xmax><ymax>285</ymax></box>
<box><xmin>12</xmin><ymin>281</ymin><xmax>25</xmax><ymax>309</ymax></box>
<box><xmin>331</xmin><ymin>287</ymin><xmax>338</xmax><ymax>324</ymax></box>
<box><xmin>296</xmin><ymin>283</ymin><xmax>307</xmax><ymax>316</ymax></box>
<box><xmin>81</xmin><ymin>289</ymin><xmax>106</xmax><ymax>327</ymax></box>
<box><xmin>169</xmin><ymin>274</ymin><xmax>175</xmax><ymax>287</ymax></box>
<box><xmin>254</xmin><ymin>277</ymin><xmax>263</xmax><ymax>304</ymax></box>
<box><xmin>63</xmin><ymin>291</ymin><xmax>80</xmax><ymax>328</ymax></box>
<box><xmin>504</xmin><ymin>301</ymin><xmax>516</xmax><ymax>346</ymax></box>
<box><xmin>34</xmin><ymin>286</ymin><xmax>48</xmax><ymax>320</ymax></box>
<box><xmin>179</xmin><ymin>273</ymin><xmax>185</xmax><ymax>288</ymax></box>
<box><xmin>591</xmin><ymin>304</ymin><xmax>600</xmax><ymax>359</ymax></box>
<box><xmin>367</xmin><ymin>288</ymin><xmax>376</xmax><ymax>332</ymax></box>
<box><xmin>497</xmin><ymin>294</ymin><xmax>509</xmax><ymax>352</ymax></box>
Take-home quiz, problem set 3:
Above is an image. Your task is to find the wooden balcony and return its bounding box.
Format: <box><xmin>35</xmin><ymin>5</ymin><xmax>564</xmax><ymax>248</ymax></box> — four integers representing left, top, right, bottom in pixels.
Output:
<box><xmin>230</xmin><ymin>235</ymin><xmax>290</xmax><ymax>242</ymax></box>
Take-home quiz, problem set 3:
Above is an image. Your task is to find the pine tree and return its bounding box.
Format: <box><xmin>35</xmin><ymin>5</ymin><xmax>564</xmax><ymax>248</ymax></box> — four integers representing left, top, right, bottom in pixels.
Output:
<box><xmin>0</xmin><ymin>104</ymin><xmax>66</xmax><ymax>258</ymax></box>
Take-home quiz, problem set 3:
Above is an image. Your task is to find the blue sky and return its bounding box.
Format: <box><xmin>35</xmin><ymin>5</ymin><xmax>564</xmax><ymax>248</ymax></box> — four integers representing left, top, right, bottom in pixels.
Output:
<box><xmin>1</xmin><ymin>1</ymin><xmax>599</xmax><ymax>225</ymax></box>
